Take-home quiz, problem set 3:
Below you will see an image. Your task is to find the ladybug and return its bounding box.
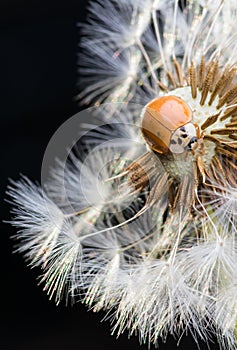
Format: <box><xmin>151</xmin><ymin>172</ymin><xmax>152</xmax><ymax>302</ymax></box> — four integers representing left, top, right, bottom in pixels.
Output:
<box><xmin>141</xmin><ymin>95</ymin><xmax>198</xmax><ymax>154</ymax></box>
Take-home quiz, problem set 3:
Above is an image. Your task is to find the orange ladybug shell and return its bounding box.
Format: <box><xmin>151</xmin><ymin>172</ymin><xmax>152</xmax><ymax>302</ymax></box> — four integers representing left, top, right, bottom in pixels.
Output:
<box><xmin>141</xmin><ymin>95</ymin><xmax>193</xmax><ymax>153</ymax></box>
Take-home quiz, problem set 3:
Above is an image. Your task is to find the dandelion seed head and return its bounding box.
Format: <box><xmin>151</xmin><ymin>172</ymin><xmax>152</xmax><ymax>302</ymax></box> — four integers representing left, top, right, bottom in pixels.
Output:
<box><xmin>7</xmin><ymin>0</ymin><xmax>237</xmax><ymax>349</ymax></box>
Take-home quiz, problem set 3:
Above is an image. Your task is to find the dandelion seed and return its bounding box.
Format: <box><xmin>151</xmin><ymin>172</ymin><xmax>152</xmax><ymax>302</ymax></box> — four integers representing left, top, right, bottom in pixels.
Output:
<box><xmin>8</xmin><ymin>177</ymin><xmax>65</xmax><ymax>267</ymax></box>
<box><xmin>77</xmin><ymin>44</ymin><xmax>142</xmax><ymax>107</ymax></box>
<box><xmin>80</xmin><ymin>0</ymin><xmax>153</xmax><ymax>49</ymax></box>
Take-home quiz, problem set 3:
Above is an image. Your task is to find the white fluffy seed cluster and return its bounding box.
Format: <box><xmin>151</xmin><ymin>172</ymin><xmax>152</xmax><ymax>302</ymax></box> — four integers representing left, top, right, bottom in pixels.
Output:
<box><xmin>8</xmin><ymin>1</ymin><xmax>237</xmax><ymax>349</ymax></box>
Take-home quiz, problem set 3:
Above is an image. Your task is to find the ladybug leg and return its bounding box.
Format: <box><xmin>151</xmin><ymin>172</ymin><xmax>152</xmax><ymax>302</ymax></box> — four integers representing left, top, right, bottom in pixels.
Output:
<box><xmin>193</xmin><ymin>123</ymin><xmax>204</xmax><ymax>139</ymax></box>
<box><xmin>197</xmin><ymin>154</ymin><xmax>206</xmax><ymax>183</ymax></box>
<box><xmin>193</xmin><ymin>123</ymin><xmax>199</xmax><ymax>137</ymax></box>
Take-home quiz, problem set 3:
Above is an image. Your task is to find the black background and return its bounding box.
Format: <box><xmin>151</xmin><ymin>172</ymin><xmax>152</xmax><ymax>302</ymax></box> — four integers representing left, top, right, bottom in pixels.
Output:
<box><xmin>0</xmin><ymin>1</ymin><xmax>219</xmax><ymax>349</ymax></box>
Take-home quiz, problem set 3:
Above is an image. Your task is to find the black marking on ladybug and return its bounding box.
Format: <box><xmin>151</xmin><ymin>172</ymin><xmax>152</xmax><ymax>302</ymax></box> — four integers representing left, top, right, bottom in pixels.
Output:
<box><xmin>180</xmin><ymin>126</ymin><xmax>186</xmax><ymax>132</ymax></box>
<box><xmin>181</xmin><ymin>134</ymin><xmax>188</xmax><ymax>138</ymax></box>
<box><xmin>170</xmin><ymin>139</ymin><xmax>177</xmax><ymax>144</ymax></box>
<box><xmin>178</xmin><ymin>138</ymin><xmax>182</xmax><ymax>145</ymax></box>
<box><xmin>190</xmin><ymin>137</ymin><xmax>198</xmax><ymax>144</ymax></box>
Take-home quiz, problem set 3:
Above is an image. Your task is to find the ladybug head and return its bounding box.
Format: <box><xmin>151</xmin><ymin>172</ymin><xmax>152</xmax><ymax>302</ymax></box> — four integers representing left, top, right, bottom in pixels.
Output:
<box><xmin>169</xmin><ymin>123</ymin><xmax>198</xmax><ymax>154</ymax></box>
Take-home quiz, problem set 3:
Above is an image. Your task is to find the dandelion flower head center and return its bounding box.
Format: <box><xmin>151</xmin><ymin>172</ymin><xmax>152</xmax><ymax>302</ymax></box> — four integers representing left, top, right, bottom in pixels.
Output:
<box><xmin>142</xmin><ymin>58</ymin><xmax>237</xmax><ymax>183</ymax></box>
